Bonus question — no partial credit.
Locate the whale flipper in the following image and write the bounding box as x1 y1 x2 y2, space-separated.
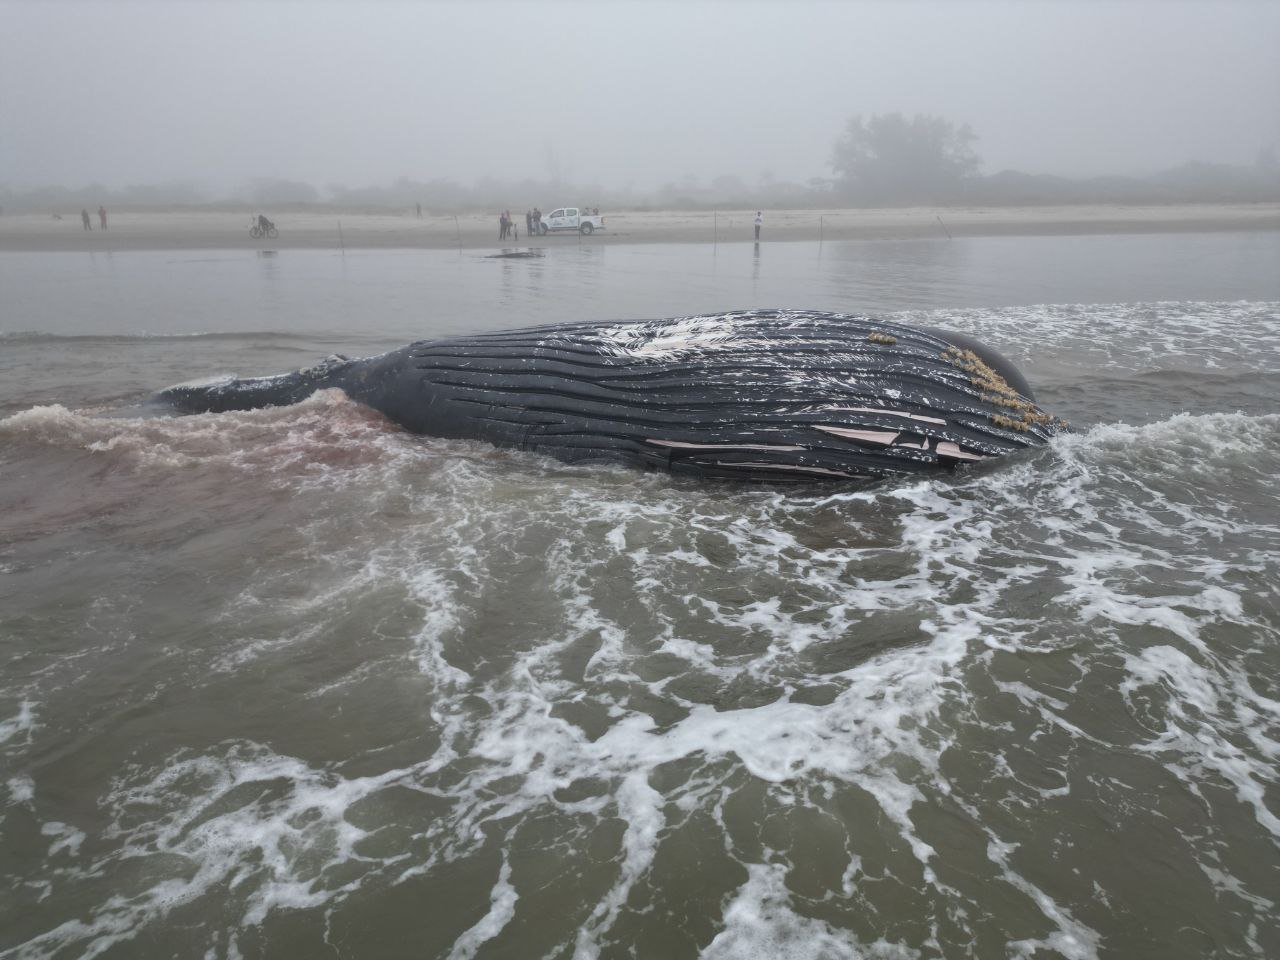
156 355 355 414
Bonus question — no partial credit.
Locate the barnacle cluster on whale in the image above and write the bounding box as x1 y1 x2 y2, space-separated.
154 310 1067 483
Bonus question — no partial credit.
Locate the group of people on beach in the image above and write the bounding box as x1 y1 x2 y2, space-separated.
80 206 107 230
499 206 609 241
499 208 554 240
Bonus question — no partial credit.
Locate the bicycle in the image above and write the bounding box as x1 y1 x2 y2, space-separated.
250 218 279 239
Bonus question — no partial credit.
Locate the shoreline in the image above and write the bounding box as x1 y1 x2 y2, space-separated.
0 203 1276 252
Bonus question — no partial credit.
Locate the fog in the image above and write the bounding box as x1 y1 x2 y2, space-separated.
2 0 1278 196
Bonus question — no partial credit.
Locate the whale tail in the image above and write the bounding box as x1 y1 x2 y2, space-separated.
152 355 354 415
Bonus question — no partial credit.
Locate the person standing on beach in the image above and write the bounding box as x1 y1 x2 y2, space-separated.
754 211 763 241
498 212 507 240
81 208 92 231
416 203 422 219
525 210 532 237
98 206 107 229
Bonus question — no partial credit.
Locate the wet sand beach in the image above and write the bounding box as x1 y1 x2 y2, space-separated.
1 202 1276 252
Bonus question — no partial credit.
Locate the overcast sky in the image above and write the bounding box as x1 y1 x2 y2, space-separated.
2 0 1278 192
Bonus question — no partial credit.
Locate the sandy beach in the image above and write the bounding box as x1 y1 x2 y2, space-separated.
0 203 1276 253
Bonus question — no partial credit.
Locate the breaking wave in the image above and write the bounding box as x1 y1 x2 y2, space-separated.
3 399 1277 958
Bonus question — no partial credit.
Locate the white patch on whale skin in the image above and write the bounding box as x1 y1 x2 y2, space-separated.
592 314 777 360
894 437 931 451
159 372 295 395
817 406 948 425
715 461 864 479
161 355 350 396
227 375 297 393
163 374 238 391
646 439 806 451
936 442 989 462
814 426 900 445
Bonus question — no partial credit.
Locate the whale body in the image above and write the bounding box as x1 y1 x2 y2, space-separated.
154 310 1066 483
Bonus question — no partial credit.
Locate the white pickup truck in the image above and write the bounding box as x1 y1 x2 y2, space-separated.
538 207 605 235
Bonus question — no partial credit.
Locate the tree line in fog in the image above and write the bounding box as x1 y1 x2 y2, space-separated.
4 113 1279 214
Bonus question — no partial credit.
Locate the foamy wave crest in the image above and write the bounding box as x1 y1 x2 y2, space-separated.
1121 645 1280 841
1054 412 1280 498
7 385 1277 956
893 301 1280 375
0 701 38 746
702 863 919 959
13 743 402 959
1074 410 1280 460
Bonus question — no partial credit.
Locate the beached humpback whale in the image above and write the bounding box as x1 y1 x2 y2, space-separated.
154 310 1066 483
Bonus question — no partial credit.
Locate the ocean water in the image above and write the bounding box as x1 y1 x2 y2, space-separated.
1 234 1278 959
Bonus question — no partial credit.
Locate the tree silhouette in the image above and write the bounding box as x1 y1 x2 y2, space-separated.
831 113 980 204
